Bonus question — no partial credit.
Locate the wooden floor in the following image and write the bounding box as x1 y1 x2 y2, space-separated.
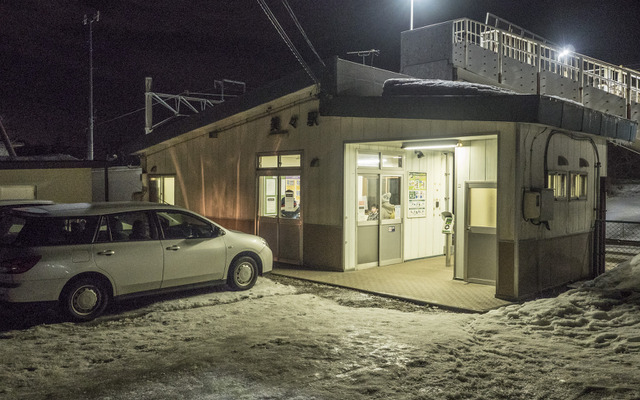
272 256 513 313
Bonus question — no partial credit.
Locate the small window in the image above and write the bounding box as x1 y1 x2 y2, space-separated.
357 153 380 168
280 154 301 168
570 173 588 200
547 172 567 200
382 154 403 169
150 176 175 205
258 155 278 168
258 154 301 169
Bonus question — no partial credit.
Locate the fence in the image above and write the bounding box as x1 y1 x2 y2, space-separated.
605 220 640 269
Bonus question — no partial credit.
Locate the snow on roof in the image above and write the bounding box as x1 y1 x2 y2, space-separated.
382 78 591 110
383 78 519 96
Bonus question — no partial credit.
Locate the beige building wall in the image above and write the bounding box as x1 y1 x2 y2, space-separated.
499 124 608 300
0 168 93 203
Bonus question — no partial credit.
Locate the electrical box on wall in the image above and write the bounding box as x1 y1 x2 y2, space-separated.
523 189 554 222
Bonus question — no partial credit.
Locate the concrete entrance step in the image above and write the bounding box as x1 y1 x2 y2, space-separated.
272 257 513 313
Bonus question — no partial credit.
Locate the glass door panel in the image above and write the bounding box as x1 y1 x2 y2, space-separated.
280 176 300 219
258 176 279 217
357 174 379 266
357 175 379 222
380 175 402 265
381 176 401 221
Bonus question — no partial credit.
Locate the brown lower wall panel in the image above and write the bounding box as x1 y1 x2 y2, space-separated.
209 218 255 234
517 232 592 299
497 241 515 300
210 218 343 271
303 223 343 271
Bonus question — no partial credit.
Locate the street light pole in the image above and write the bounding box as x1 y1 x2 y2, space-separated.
83 11 100 160
410 0 414 30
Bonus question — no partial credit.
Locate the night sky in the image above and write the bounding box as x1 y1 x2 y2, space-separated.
1 0 639 160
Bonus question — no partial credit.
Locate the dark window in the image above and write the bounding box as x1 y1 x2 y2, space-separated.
9 216 99 247
95 211 157 242
157 211 217 239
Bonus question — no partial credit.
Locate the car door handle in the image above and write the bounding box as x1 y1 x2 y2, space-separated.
166 245 181 251
97 250 115 256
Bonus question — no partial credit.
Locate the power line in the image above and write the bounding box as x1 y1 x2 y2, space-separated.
256 0 319 84
281 0 325 67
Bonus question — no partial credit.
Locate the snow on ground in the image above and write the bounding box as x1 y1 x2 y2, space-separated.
1 254 640 400
607 182 640 222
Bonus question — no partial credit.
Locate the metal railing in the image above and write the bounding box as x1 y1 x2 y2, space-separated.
452 18 640 104
604 220 640 269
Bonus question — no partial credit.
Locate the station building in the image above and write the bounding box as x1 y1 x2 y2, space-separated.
129 15 638 301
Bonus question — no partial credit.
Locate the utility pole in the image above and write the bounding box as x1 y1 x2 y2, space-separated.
83 11 100 160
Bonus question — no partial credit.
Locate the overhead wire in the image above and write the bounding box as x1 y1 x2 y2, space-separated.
256 0 319 84
281 0 325 67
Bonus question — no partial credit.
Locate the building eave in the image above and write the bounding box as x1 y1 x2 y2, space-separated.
319 94 638 142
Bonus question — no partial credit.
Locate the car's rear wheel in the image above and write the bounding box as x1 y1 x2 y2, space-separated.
60 278 110 321
227 256 258 290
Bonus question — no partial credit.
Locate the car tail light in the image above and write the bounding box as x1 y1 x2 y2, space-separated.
1 256 42 274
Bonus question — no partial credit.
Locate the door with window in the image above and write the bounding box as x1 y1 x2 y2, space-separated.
257 154 302 265
464 182 497 284
356 172 403 267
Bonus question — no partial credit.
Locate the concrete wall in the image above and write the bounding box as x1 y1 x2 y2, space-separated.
400 22 455 80
92 166 142 202
0 168 93 203
335 58 409 96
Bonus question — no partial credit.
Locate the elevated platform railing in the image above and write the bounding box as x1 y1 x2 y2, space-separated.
452 18 640 106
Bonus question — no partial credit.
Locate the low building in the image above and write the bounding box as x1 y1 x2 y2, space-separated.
128 16 638 301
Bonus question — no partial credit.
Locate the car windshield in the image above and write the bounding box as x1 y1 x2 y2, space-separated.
0 214 99 247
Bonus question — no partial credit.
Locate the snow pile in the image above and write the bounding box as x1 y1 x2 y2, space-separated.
476 254 640 353
382 78 518 96
609 182 640 198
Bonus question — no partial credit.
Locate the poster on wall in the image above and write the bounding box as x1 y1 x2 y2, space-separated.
408 172 427 218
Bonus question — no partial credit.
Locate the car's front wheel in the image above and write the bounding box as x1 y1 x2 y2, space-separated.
60 278 110 321
227 256 258 290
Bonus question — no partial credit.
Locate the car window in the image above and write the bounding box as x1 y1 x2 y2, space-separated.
157 211 217 239
0 215 26 245
96 211 158 242
9 216 99 247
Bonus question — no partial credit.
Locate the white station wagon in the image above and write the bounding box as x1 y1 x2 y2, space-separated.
0 202 273 321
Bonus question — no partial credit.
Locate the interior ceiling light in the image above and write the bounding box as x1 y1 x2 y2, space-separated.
401 140 461 150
